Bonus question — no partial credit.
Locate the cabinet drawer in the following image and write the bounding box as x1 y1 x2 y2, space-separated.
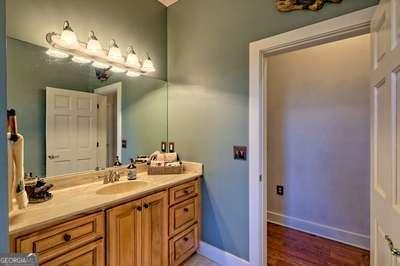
169 197 199 236
169 180 199 206
169 224 199 266
41 239 104 266
15 212 104 263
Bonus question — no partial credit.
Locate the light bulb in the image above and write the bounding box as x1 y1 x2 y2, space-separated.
92 61 110 69
107 39 124 63
141 55 155 73
60 21 78 48
46 48 69 59
126 71 141 77
125 46 141 69
111 66 126 73
86 31 104 55
72 56 91 64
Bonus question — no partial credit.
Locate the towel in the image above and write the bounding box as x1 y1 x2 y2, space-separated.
8 133 29 212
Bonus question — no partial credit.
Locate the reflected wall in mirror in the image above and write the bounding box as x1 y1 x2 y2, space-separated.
6 6 167 177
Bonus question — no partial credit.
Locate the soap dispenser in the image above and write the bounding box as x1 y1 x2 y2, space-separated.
127 158 137 180
114 156 122 167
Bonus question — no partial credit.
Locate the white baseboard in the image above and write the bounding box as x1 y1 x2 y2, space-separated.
198 241 250 266
267 211 370 250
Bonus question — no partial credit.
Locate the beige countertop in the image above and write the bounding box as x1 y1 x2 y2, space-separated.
9 162 202 236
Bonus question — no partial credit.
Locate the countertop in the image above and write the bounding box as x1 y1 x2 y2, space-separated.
9 163 202 236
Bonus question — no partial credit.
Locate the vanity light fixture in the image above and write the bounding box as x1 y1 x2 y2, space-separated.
126 46 141 69
108 39 124 63
46 48 69 59
72 56 91 64
46 20 155 77
60 21 79 48
141 54 156 73
86 31 104 55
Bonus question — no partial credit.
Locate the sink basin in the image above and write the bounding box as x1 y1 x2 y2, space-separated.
96 181 149 195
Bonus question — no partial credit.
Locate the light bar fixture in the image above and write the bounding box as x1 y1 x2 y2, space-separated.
46 20 156 77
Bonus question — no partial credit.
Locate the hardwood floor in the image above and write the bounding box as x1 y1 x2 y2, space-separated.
267 223 370 266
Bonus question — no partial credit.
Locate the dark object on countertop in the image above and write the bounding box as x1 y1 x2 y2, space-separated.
25 178 53 204
114 156 122 166
7 109 20 142
128 158 136 169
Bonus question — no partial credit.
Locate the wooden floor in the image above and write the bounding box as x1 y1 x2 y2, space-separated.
267 223 370 266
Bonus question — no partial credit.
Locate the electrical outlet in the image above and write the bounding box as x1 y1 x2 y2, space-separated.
277 185 284 196
233 146 247 160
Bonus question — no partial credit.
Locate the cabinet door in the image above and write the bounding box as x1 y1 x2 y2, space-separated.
41 239 104 266
142 191 168 266
107 200 142 266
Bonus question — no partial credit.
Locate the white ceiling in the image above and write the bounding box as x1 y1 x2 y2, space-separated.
158 0 179 7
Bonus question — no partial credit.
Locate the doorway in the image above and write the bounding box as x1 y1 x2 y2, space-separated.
248 6 376 266
265 33 371 264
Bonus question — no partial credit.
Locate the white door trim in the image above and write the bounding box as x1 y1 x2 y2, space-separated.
248 6 376 265
94 82 122 161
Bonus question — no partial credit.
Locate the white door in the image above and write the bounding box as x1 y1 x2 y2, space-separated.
46 87 98 176
371 0 400 264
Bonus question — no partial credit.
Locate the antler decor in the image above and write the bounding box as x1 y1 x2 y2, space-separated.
276 0 342 12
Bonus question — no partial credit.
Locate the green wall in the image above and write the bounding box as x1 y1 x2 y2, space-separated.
167 0 378 260
0 0 9 252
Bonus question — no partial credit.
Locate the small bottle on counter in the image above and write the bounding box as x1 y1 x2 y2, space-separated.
127 158 137 180
114 156 122 167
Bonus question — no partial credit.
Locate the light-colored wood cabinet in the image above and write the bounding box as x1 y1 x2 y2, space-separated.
11 178 201 266
41 239 104 266
106 199 142 266
13 212 104 264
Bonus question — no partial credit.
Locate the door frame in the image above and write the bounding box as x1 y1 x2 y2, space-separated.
248 6 376 265
94 82 122 161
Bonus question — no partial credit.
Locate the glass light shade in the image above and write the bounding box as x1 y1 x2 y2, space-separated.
60 21 78 47
46 48 69 59
111 66 126 73
87 39 102 53
72 56 91 64
108 40 124 63
126 71 141 77
92 61 110 69
86 31 103 55
141 57 155 73
126 53 141 69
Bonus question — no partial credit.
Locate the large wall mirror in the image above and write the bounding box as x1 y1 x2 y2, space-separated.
6 1 168 177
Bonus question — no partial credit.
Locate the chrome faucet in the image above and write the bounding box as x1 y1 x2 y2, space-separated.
103 169 121 184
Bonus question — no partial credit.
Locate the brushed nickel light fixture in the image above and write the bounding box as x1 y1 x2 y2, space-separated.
46 20 156 77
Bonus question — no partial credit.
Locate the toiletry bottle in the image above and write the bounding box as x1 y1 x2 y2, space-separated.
114 156 122 167
127 158 137 180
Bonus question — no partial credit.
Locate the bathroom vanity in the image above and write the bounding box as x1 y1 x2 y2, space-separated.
9 163 202 266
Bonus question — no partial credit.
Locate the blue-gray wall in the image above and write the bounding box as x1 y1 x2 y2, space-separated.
0 0 9 252
167 0 378 260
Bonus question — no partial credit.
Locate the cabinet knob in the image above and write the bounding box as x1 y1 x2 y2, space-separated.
137 206 142 211
183 237 189 242
144 203 149 209
183 208 189 212
63 233 72 242
183 190 189 194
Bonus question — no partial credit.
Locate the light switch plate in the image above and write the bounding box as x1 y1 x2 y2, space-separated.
233 146 247 160
168 142 175 153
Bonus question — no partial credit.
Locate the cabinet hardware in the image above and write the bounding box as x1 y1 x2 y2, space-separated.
183 237 188 242
137 206 142 211
183 208 189 212
385 235 400 256
144 203 149 209
63 233 72 242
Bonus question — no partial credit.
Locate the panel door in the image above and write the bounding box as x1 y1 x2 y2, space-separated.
46 87 97 176
107 200 142 266
371 0 400 264
142 191 168 266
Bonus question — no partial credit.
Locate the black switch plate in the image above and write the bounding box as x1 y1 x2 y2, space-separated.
161 141 167 152
233 146 247 160
168 142 175 153
277 185 284 196
122 139 127 148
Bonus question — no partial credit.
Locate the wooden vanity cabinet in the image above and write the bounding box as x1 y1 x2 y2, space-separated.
107 191 168 266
